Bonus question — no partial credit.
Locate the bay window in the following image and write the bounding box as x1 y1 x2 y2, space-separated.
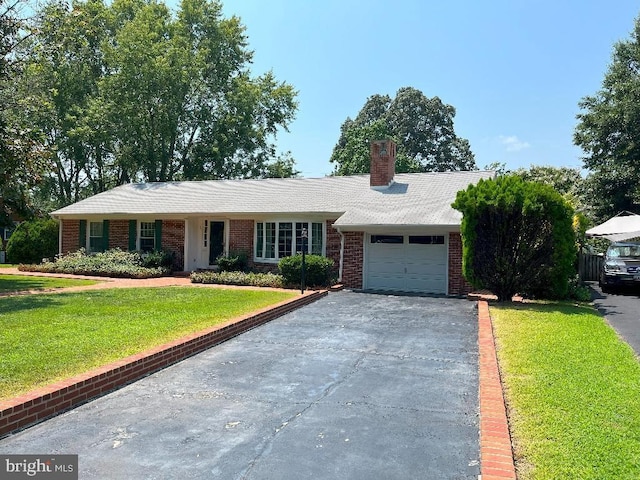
255 221 324 261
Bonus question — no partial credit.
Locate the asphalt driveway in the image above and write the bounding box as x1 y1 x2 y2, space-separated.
0 291 479 479
590 282 640 357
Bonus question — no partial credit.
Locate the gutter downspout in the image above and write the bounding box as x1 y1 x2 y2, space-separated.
335 226 345 283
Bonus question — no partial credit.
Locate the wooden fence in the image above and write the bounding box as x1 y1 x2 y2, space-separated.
579 253 603 282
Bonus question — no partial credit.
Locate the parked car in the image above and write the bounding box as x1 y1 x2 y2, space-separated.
600 242 640 291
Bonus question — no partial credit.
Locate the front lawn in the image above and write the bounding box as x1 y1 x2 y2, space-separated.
0 274 98 294
0 287 296 400
491 302 640 479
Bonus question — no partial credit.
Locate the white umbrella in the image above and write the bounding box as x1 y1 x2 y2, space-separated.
586 211 640 241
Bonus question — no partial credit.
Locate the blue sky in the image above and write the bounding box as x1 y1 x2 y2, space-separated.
215 1 640 178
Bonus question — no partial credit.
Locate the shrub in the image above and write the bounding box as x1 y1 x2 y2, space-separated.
278 254 334 287
452 175 576 301
19 248 168 278
6 218 59 264
216 251 249 272
141 250 175 269
567 275 592 302
190 270 284 288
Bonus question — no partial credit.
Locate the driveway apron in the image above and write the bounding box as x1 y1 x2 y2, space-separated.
0 292 479 479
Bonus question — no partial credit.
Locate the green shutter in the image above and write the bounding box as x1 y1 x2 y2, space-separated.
79 220 87 249
128 220 137 251
155 220 162 250
102 220 109 252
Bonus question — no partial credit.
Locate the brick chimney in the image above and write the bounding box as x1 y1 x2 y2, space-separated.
370 139 396 189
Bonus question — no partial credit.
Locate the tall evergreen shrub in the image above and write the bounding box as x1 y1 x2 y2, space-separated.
6 218 59 264
452 175 576 301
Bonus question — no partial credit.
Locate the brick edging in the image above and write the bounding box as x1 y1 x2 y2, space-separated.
0 290 328 438
478 300 517 479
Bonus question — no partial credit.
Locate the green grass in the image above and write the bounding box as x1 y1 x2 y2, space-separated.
491 302 640 479
0 264 17 268
0 274 98 293
0 287 296 400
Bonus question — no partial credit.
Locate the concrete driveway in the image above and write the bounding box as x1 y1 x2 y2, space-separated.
0 292 479 479
590 282 640 356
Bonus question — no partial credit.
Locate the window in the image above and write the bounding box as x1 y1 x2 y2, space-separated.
265 222 276 259
89 222 104 252
311 223 323 255
295 222 307 253
371 235 404 244
256 221 324 261
140 222 156 252
256 222 264 257
203 220 208 248
409 235 445 245
278 222 293 258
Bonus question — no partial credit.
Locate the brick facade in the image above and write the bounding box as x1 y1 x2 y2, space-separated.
341 231 364 289
58 218 468 296
61 219 80 254
109 220 130 250
228 219 254 259
448 232 473 296
161 220 185 271
326 220 341 273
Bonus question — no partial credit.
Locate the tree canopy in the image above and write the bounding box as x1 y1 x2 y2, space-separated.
330 87 476 175
0 0 44 226
574 14 640 222
7 0 298 209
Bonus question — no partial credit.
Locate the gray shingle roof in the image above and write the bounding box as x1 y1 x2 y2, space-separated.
52 171 494 227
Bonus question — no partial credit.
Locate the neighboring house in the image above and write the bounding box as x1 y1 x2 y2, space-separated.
51 141 493 295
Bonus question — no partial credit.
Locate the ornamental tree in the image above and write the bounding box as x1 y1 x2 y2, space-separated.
452 175 576 301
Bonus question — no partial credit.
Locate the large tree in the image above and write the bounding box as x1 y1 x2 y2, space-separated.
330 87 476 175
0 0 44 226
574 14 640 222
12 0 298 208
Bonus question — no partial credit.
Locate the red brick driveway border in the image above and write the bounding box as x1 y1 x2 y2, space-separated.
0 283 327 438
478 299 517 479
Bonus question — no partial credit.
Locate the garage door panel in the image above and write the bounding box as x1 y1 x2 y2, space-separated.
365 235 448 294
405 275 446 293
367 275 407 291
406 263 446 275
368 260 407 275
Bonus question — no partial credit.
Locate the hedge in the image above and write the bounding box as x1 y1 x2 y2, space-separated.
190 270 284 288
19 249 170 278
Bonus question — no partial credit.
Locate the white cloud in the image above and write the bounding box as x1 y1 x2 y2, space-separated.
499 135 531 152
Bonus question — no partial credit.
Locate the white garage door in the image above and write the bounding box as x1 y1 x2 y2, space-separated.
365 234 447 294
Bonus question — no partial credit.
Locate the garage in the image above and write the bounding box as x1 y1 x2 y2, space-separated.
364 233 448 294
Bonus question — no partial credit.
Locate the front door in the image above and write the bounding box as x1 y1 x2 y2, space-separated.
209 221 225 265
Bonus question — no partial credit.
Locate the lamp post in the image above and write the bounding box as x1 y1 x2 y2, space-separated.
301 227 307 294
